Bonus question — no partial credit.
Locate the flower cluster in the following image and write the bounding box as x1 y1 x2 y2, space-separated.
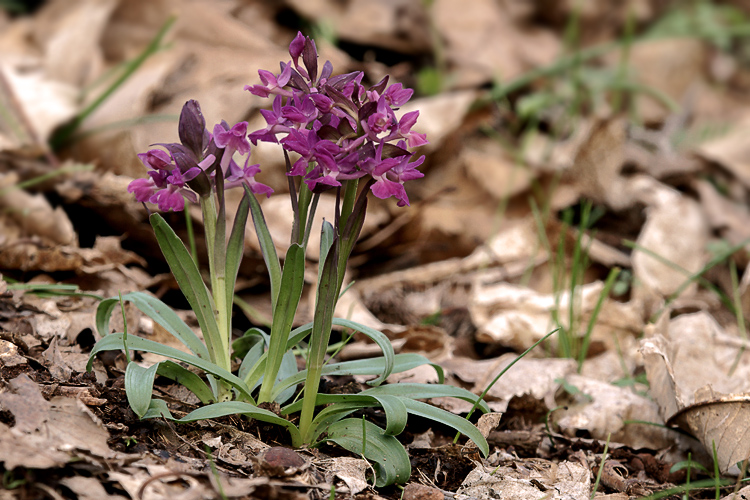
128 102 273 212
245 32 427 206
129 31 427 211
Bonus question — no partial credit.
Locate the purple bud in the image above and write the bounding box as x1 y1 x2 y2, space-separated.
302 37 318 83
178 100 208 158
289 32 305 63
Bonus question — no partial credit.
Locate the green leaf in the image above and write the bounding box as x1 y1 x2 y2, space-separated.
150 214 224 367
96 291 208 359
318 220 335 281
87 333 254 402
326 419 410 487
330 318 395 385
273 353 439 401
369 395 407 436
245 185 281 310
156 360 215 404
284 317 397 386
362 383 490 413
398 399 489 457
234 329 266 381
143 398 175 419
125 362 160 418
167 401 301 445
225 190 250 316
258 243 305 403
298 230 340 441
275 350 298 404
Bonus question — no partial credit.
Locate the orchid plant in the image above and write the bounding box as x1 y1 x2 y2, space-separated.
88 32 488 486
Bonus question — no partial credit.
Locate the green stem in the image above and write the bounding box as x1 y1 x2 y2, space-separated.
200 194 232 399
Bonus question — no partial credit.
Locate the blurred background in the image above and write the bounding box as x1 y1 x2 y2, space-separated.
3 0 750 348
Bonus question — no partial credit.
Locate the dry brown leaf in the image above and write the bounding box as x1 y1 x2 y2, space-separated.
459 460 589 500
554 374 671 450
631 186 708 298
34 0 117 86
641 312 750 472
0 374 115 470
319 457 369 496
442 354 575 413
285 0 431 54
0 172 76 245
628 38 707 123
567 118 629 210
694 178 750 247
60 476 128 500
697 116 750 189
461 137 534 200
432 0 560 89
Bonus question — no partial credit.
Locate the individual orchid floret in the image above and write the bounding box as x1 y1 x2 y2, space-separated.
249 95 292 145
383 83 413 107
225 156 274 197
244 65 293 98
213 121 251 173
392 110 429 148
128 177 158 203
138 149 173 170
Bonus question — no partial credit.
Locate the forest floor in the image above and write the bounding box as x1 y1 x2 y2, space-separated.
4 1 750 499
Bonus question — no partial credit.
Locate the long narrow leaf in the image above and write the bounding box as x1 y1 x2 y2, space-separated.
401 399 489 457
125 362 160 418
150 214 224 367
170 401 301 446
362 383 490 413
258 243 305 402
326 419 410 487
226 191 251 322
245 185 282 310
87 333 253 401
299 231 340 441
96 291 209 359
284 317 397 386
156 360 215 404
272 353 441 401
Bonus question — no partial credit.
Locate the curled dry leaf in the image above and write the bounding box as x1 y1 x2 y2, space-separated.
0 173 76 246
320 457 370 496
641 312 750 472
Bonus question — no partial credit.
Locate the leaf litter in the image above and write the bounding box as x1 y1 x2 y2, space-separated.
3 0 750 498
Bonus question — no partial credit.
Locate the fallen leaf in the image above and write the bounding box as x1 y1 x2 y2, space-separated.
0 374 115 469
